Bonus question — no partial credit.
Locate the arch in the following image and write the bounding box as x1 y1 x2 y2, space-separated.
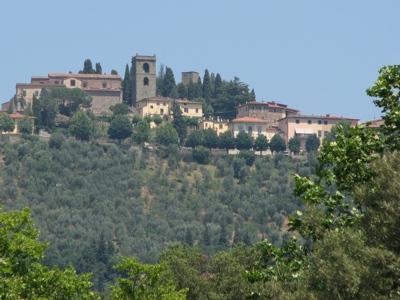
143 63 150 73
143 77 149 86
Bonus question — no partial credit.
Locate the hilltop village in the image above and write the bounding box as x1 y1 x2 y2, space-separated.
2 54 359 153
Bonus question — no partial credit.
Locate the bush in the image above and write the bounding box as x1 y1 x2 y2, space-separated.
192 146 210 164
49 132 65 149
238 150 255 166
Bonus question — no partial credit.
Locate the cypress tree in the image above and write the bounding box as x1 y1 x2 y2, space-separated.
122 64 132 106
163 67 177 97
202 69 211 101
156 65 165 96
95 63 102 74
82 59 94 74
213 73 223 98
171 102 187 142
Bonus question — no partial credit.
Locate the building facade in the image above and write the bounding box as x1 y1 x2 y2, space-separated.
278 114 359 149
181 71 200 86
137 96 203 119
230 117 277 140
15 73 122 115
236 101 299 127
200 118 229 136
131 55 156 106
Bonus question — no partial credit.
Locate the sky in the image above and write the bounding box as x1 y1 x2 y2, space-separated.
1 0 399 121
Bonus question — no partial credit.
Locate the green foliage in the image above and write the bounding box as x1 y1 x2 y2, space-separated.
122 64 132 106
219 131 235 152
18 118 33 135
171 102 187 142
108 115 132 142
269 134 286 153
162 67 177 98
132 120 150 145
192 146 210 164
95 62 102 74
305 134 320 153
152 115 163 126
254 134 269 154
238 150 255 166
202 69 211 100
0 207 98 299
185 130 203 148
156 122 179 146
288 136 301 154
111 103 129 115
131 114 142 125
69 111 92 141
82 59 95 74
235 131 253 150
49 132 65 149
202 128 219 149
111 257 187 300
0 114 15 133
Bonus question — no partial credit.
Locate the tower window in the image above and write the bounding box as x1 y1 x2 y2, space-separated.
70 80 76 87
143 63 150 73
144 77 149 86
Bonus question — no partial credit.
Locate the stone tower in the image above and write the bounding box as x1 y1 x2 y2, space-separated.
182 71 200 86
131 54 156 106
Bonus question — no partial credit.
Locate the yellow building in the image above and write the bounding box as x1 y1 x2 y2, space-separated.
278 114 358 149
136 96 203 118
200 118 229 136
230 117 277 140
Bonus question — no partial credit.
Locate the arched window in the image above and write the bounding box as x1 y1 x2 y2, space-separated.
143 63 149 73
143 77 149 86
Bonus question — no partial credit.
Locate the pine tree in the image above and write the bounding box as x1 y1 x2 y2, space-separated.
122 64 132 105
95 63 102 74
202 69 211 101
250 88 256 100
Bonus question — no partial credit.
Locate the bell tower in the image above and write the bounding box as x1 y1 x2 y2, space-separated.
131 54 156 106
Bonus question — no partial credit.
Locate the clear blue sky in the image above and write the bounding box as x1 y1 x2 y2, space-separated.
1 0 399 121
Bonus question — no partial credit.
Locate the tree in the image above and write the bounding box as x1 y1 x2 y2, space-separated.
238 150 256 166
152 115 163 126
19 118 33 135
50 87 91 116
235 131 253 150
111 257 187 300
69 111 92 141
177 83 188 99
111 69 118 75
202 69 211 101
192 146 210 164
305 134 320 152
172 102 187 142
156 64 165 96
288 136 301 155
111 103 129 115
95 63 102 74
49 132 65 149
0 207 98 299
0 114 15 133
82 59 95 74
185 130 203 148
156 122 179 146
122 64 132 106
254 134 269 155
108 115 133 143
269 134 286 153
163 67 177 98
213 73 223 98
6 99 14 114
132 120 150 145
202 128 219 150
219 131 235 153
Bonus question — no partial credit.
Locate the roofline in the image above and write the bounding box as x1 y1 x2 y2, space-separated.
279 115 359 122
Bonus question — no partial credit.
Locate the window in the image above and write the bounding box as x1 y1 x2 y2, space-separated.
184 108 189 113
150 105 154 109
219 124 223 129
82 81 88 88
258 126 262 133
55 80 59 84
160 109 164 114
295 119 300 124
102 82 107 88
318 130 322 137
163 102 166 106
308 120 312 124
324 120 328 125
70 80 76 87
157 102 160 106
205 123 208 128
144 77 149 86
195 108 199 113
248 126 253 134
143 63 149 73
34 91 39 96
325 131 329 136
318 120 322 125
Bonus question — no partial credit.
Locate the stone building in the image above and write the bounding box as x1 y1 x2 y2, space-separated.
278 114 359 150
199 118 229 136
15 73 122 115
182 71 200 86
131 55 156 106
236 100 298 127
136 96 202 119
230 117 277 140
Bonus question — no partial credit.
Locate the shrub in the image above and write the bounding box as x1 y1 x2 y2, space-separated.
192 146 210 164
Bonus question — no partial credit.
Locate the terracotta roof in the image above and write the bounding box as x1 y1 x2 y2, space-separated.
282 114 359 121
16 83 64 88
231 117 269 123
9 112 27 119
237 100 299 112
48 73 121 80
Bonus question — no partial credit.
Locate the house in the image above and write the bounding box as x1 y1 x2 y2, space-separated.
199 118 229 136
230 117 277 140
15 72 122 115
136 96 203 119
278 114 359 149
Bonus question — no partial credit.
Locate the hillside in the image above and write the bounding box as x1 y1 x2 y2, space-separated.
0 135 314 289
